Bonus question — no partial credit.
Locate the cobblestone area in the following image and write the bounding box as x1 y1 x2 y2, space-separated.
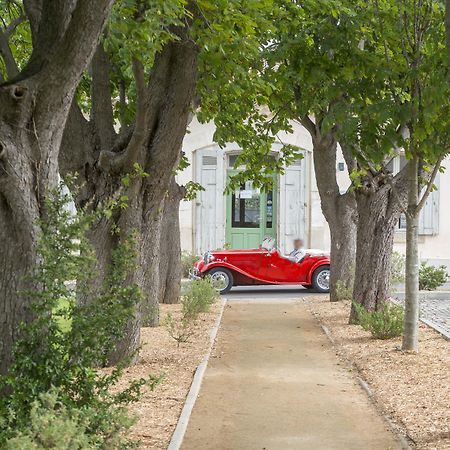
394 296 450 340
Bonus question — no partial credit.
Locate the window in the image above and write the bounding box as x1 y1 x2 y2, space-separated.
232 182 260 228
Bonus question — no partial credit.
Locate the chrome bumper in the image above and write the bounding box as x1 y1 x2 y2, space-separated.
189 268 201 280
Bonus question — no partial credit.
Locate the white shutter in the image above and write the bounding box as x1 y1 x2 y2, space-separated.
194 147 224 253
279 159 306 254
419 175 439 235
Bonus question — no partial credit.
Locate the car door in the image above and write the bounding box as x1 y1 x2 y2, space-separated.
260 249 304 283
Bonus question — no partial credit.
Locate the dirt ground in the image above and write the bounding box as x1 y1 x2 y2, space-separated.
182 300 401 450
303 296 450 450
114 302 220 449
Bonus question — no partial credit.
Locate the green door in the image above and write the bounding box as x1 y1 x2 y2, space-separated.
226 177 277 249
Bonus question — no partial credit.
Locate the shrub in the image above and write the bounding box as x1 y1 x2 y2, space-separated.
4 389 134 450
164 278 218 345
181 251 199 278
353 302 404 339
419 262 448 291
335 280 353 301
391 251 406 284
0 182 159 446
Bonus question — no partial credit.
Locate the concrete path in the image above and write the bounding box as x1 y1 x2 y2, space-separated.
182 300 402 450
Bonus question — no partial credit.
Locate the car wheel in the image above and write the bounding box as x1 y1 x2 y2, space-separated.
312 265 330 293
208 267 234 294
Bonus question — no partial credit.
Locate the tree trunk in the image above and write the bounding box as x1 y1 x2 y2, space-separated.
446 0 450 86
0 0 112 375
60 34 198 363
158 177 184 305
350 188 400 322
309 130 358 302
402 156 420 351
328 196 358 301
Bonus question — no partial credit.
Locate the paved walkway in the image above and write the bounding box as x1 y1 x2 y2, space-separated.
393 295 450 339
182 300 402 450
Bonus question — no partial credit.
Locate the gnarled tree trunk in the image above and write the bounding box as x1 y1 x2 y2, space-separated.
0 0 112 375
61 33 198 363
350 169 408 322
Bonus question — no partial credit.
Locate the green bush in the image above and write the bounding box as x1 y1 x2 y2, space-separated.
4 389 134 449
0 182 159 447
181 251 199 278
390 251 406 284
419 262 448 290
353 302 404 339
335 280 353 301
164 278 218 345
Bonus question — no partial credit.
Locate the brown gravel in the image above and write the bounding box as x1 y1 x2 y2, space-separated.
303 295 450 450
114 302 220 449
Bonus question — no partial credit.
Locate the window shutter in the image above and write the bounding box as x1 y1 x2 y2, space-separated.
419 175 439 235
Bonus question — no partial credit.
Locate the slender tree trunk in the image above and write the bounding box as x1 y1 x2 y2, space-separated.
402 156 420 351
158 177 184 305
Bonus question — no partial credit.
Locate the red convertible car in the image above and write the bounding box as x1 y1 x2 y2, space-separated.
191 238 330 294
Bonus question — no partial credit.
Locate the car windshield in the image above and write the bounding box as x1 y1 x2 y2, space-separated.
261 236 275 251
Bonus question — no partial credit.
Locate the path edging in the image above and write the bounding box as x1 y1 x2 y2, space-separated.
167 297 227 450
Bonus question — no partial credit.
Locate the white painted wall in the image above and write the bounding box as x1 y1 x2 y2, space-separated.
178 119 450 268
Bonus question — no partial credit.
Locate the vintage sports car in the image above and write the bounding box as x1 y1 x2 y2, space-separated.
190 237 330 294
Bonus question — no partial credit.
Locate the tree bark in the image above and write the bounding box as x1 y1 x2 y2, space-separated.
328 196 358 300
60 33 198 362
446 0 450 86
158 177 184 305
402 155 420 351
308 125 357 302
350 168 408 322
0 0 112 376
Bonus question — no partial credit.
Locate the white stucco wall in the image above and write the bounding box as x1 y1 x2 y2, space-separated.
178 119 450 268
394 156 450 267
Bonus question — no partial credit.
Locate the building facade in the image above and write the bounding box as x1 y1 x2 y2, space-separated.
177 118 450 268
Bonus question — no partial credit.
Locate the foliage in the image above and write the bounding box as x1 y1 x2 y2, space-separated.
3 389 134 450
353 302 404 340
419 262 448 291
181 251 199 278
391 252 406 285
335 280 353 302
0 183 159 446
163 278 218 345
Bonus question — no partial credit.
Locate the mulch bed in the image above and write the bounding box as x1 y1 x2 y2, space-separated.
114 302 220 449
303 296 450 450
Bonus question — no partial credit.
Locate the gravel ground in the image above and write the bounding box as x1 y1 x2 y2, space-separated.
114 302 220 449
303 296 450 450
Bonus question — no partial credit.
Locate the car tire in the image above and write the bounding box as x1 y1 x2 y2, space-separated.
207 267 234 294
311 265 330 293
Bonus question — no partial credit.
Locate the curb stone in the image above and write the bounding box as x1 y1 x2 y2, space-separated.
167 297 227 450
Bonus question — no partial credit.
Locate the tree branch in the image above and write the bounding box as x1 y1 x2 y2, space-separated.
416 155 444 213
0 29 19 79
99 58 148 173
90 42 115 151
299 115 317 139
